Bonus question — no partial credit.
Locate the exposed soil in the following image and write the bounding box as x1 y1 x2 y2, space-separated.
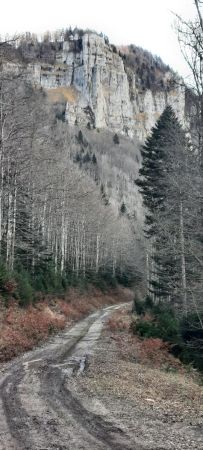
0 298 202 450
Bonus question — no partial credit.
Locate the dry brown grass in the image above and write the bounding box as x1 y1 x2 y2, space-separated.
134 112 148 121
0 304 65 361
107 310 129 332
47 86 78 103
106 308 198 376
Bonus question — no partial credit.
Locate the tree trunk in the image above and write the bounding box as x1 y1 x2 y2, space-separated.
179 200 187 315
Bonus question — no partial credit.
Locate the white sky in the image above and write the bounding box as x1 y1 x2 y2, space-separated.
0 0 197 79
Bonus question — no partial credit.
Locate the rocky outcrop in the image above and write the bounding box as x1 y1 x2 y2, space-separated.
27 32 186 141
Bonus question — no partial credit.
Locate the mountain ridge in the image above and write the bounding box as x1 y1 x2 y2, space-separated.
2 29 186 141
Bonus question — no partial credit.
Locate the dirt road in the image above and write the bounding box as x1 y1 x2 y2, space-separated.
0 303 141 450
0 302 202 450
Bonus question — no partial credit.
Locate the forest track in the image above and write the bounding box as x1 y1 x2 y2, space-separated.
0 303 140 450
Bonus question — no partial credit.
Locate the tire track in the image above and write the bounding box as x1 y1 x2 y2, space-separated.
0 304 135 450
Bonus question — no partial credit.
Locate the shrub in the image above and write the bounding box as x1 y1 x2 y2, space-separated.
0 264 16 301
0 263 9 287
158 310 179 340
33 263 66 294
132 295 153 316
138 337 169 360
145 295 154 309
107 317 129 332
134 308 203 373
113 133 120 145
177 313 203 372
14 272 33 307
132 305 179 342
133 298 145 315
134 320 160 338
3 279 17 294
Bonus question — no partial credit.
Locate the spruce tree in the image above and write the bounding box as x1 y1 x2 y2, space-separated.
120 202 127 214
135 106 187 303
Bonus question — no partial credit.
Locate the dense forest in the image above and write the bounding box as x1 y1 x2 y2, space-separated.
119 44 175 91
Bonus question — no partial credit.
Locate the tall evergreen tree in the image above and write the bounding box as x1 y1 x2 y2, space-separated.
135 106 189 305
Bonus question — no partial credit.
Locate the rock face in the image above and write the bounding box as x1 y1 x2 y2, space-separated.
28 32 186 141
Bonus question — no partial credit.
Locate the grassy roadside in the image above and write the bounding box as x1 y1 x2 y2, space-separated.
71 305 202 449
107 308 192 374
0 286 133 363
131 296 203 373
105 306 202 409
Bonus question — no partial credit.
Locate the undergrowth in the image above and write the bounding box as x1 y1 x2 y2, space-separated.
0 261 127 308
132 296 203 373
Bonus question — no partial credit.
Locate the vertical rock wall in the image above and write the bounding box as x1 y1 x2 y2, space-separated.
27 32 186 141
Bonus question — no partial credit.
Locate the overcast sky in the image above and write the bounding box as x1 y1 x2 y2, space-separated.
0 0 197 79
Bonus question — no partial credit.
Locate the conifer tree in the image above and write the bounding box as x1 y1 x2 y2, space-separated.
135 106 188 304
120 202 126 215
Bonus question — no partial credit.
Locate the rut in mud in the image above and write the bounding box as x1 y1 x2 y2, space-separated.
0 303 140 450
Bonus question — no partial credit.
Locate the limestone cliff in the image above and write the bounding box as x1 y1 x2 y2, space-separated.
24 31 186 141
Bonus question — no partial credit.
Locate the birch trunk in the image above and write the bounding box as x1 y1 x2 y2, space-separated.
96 234 100 274
6 192 13 269
179 200 187 315
11 177 17 270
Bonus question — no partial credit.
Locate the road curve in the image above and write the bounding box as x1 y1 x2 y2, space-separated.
0 303 139 450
